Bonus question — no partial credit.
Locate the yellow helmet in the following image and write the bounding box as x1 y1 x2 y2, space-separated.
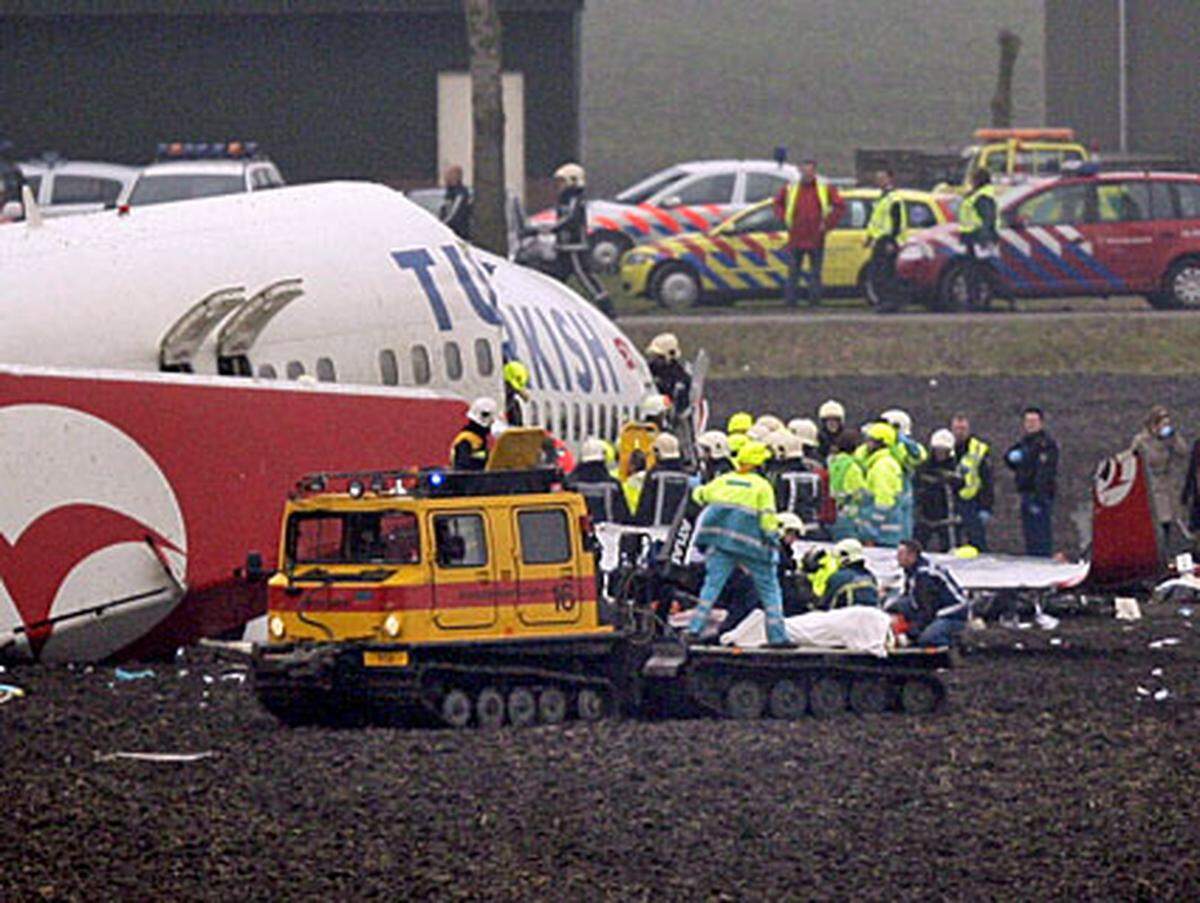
864 422 896 446
728 432 749 454
727 411 754 435
503 360 530 392
735 440 771 470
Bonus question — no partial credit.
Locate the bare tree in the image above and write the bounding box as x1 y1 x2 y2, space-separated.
464 0 507 254
990 29 1021 128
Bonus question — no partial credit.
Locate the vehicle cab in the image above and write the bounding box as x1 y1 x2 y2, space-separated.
121 140 284 208
15 156 138 218
939 128 1090 194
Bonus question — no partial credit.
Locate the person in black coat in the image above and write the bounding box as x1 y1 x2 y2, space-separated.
1004 406 1059 557
438 165 472 240
915 429 964 552
565 438 630 524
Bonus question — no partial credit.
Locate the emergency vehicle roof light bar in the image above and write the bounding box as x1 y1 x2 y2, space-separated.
291 467 562 500
973 127 1075 142
155 141 261 161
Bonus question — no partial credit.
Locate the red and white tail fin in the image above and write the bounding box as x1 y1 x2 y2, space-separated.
1083 450 1162 589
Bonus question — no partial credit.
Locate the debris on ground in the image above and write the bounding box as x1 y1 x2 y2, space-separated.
113 668 156 681
0 683 26 703
93 751 216 764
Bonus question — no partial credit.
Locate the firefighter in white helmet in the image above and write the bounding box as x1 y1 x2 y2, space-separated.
565 437 630 524
817 399 846 458
914 428 964 551
533 162 614 318
634 432 691 527
645 332 693 422
820 538 880 609
450 397 498 471
696 430 733 481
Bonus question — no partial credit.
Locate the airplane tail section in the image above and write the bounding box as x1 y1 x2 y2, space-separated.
1083 449 1162 590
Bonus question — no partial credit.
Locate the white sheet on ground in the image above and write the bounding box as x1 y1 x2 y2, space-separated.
720 606 892 657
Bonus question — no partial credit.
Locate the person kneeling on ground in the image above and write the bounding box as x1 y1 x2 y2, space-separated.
888 538 970 647
822 538 880 609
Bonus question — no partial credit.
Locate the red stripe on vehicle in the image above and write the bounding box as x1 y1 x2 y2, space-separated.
677 206 710 230
741 235 766 257
681 238 709 259
638 203 683 234
710 236 739 259
594 215 623 231
624 212 653 235
272 575 595 613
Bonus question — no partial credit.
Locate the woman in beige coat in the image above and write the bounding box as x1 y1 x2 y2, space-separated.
1131 405 1188 546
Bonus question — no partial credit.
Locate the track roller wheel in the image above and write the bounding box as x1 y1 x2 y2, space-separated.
725 679 765 719
767 679 807 720
476 687 506 728
507 687 537 727
537 687 568 725
899 677 941 715
440 688 473 728
576 687 607 722
848 677 888 715
808 676 847 718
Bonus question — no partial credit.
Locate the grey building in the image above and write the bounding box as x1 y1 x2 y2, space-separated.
1045 0 1199 161
0 0 582 197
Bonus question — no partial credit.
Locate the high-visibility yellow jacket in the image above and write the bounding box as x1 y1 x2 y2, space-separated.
692 469 779 562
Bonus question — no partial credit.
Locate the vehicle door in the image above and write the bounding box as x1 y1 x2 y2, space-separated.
1089 178 1159 292
510 505 583 627
714 201 785 292
1163 179 1200 270
1003 181 1098 295
651 172 737 235
822 195 875 288
429 508 498 628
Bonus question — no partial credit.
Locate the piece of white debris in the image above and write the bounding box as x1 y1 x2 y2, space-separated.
94 751 215 764
1154 688 1171 701
1049 637 1063 646
1149 638 1182 649
1151 667 1164 677
1179 607 1194 618
1136 686 1152 696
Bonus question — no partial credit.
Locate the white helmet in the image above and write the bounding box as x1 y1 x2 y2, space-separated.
818 399 845 421
646 332 681 360
580 437 607 463
834 537 865 565
754 414 785 434
746 422 772 442
777 512 806 535
787 418 819 449
467 396 498 428
766 429 803 461
640 392 669 419
881 408 913 436
696 430 731 460
930 428 956 452
554 162 586 187
652 432 681 460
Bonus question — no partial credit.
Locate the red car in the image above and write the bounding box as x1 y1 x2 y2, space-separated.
893 169 1200 310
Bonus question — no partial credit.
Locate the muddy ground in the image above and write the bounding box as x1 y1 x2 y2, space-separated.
708 373 1200 556
2 607 1199 900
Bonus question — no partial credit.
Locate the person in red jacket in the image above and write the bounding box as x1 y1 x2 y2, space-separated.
773 157 846 307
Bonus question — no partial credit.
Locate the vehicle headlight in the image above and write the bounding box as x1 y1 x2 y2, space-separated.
383 613 401 637
269 615 286 639
623 252 653 266
898 243 934 262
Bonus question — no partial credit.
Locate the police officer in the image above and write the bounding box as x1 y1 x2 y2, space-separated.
860 422 904 547
502 360 530 426
450 397 497 471
958 167 1000 305
633 433 692 527
1004 406 1059 557
438 164 472 240
686 441 789 646
566 438 631 524
821 538 880 609
542 162 614 318
864 168 907 310
950 413 993 551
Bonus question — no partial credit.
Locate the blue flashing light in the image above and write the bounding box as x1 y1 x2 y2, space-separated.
428 471 446 487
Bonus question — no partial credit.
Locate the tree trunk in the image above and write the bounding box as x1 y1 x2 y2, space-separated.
464 0 507 254
990 29 1021 128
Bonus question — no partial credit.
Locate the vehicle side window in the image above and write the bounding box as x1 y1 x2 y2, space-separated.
433 513 487 567
291 515 346 563
51 175 123 205
379 349 399 386
743 173 789 203
474 338 494 376
376 512 420 563
1149 182 1176 219
1175 183 1200 219
444 341 463 381
1015 183 1092 226
984 150 1008 173
23 175 42 197
1097 181 1150 223
666 174 736 206
411 345 431 384
729 204 783 234
517 509 571 564
905 201 935 228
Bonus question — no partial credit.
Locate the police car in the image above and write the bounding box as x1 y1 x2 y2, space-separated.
120 141 285 208
530 159 800 271
620 188 953 309
15 156 139 218
894 167 1200 310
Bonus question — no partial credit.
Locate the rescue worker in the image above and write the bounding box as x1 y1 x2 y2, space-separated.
768 430 821 526
1131 404 1188 548
822 538 880 609
566 437 631 524
950 413 993 551
633 433 692 527
622 449 648 514
502 359 530 426
816 399 846 459
880 408 927 540
540 162 614 318
645 333 692 416
958 167 1000 306
801 545 840 609
773 156 846 307
776 512 808 615
1004 406 1058 557
438 164 472 240
685 441 789 646
787 418 824 469
828 430 866 540
727 411 753 456
863 168 907 310
860 422 904 547
914 429 964 552
696 430 733 482
639 392 671 431
450 397 497 471
889 539 970 647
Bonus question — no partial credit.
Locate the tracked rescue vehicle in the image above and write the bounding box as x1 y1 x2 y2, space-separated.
251 432 951 727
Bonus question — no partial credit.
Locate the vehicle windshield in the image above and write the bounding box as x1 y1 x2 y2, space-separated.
717 201 782 234
287 510 420 566
128 174 245 206
615 169 686 204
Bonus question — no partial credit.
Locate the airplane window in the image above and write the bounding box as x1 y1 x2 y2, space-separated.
412 346 431 385
586 403 595 437
559 402 569 439
530 401 539 425
610 405 620 440
258 364 277 379
379 349 399 386
286 361 305 380
445 342 463 381
316 357 336 382
573 403 581 442
474 338 495 376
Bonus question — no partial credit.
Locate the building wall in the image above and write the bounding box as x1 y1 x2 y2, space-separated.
0 8 579 187
581 0 1046 195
